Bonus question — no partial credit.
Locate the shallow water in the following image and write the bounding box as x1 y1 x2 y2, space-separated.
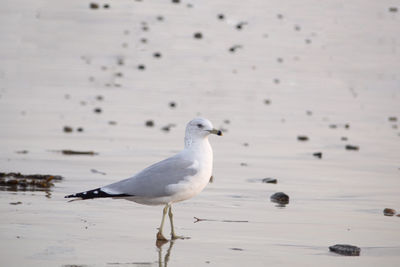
0 0 399 266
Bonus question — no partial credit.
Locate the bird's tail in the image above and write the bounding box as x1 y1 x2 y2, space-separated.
65 187 130 200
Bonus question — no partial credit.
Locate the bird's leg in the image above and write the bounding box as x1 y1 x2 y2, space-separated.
156 204 169 241
168 205 185 240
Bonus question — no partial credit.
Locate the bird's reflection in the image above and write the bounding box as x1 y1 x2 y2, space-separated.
156 240 175 267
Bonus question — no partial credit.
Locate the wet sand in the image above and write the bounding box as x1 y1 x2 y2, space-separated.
0 0 399 266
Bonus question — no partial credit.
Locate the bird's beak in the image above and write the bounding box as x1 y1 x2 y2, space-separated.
208 129 223 136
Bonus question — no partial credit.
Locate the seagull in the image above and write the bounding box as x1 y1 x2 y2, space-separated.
65 117 222 240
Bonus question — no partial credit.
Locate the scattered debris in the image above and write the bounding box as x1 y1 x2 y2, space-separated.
145 120 154 127
63 126 73 133
169 101 177 108
329 244 360 256
345 145 359 151
229 45 242 53
313 152 322 159
262 178 277 184
161 123 176 132
89 3 99 9
297 135 309 141
193 32 203 39
383 208 396 216
193 217 248 223
0 172 63 191
91 169 107 175
270 192 289 205
236 21 247 30
59 150 98 156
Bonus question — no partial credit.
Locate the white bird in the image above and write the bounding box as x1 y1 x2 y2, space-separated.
65 117 222 240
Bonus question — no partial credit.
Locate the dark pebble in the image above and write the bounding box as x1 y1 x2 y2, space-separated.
108 121 117 125
145 120 154 127
229 45 242 53
16 150 29 154
94 107 102 113
194 32 203 39
161 123 176 132
172 0 180 3
341 136 348 141
297 135 309 141
240 162 248 167
329 124 337 129
217 14 225 20
273 78 280 84
137 64 146 70
383 208 396 216
389 7 398 13
103 4 110 9
388 116 397 122
63 126 73 133
243 142 249 147
141 38 147 43
277 57 283 63
9 201 22 205
345 124 350 129
153 52 162 58
236 22 247 30
313 152 322 159
77 127 84 132
294 25 301 31
305 39 312 44
89 3 99 9
117 58 124 65
329 244 360 256
277 14 283 19
270 192 289 204
169 101 176 108
157 16 164 21
306 110 313 116
262 178 277 184
96 95 104 101
264 99 271 105
345 145 359 151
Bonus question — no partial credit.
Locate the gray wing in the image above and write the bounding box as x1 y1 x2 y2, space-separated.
102 155 197 198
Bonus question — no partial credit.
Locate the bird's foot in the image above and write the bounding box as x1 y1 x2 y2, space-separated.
156 231 168 241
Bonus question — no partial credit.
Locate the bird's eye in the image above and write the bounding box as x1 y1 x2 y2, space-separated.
197 124 203 128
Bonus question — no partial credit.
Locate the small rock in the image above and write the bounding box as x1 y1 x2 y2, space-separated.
193 32 203 39
153 52 162 58
236 22 247 30
77 127 84 132
389 7 398 13
217 14 225 20
161 123 176 132
243 142 249 147
108 121 117 125
156 16 164 21
383 208 396 216
313 152 322 159
240 162 248 167
169 101 177 108
262 178 277 184
16 150 29 154
89 3 99 9
345 145 359 151
388 116 398 122
270 192 289 204
172 0 180 3
277 14 283 19
264 99 271 105
306 110 313 116
294 25 301 31
137 64 146 70
273 78 280 84
103 4 110 9
229 45 242 53
341 136 348 141
94 107 102 113
9 201 22 205
63 126 73 133
145 120 154 127
329 124 337 129
297 135 309 141
329 244 360 256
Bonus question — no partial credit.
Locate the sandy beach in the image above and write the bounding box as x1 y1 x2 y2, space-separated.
0 0 399 266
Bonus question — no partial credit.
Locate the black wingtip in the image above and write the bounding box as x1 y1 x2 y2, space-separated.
65 188 131 200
